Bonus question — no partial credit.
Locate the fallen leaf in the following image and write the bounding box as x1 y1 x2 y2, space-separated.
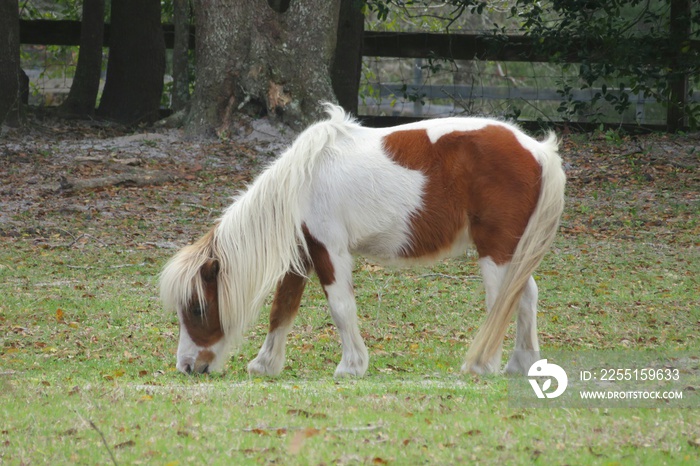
114 439 135 449
302 427 320 438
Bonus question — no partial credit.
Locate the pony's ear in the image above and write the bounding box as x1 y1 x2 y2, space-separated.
200 259 220 282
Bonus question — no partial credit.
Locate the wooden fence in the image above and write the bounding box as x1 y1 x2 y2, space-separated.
18 19 700 130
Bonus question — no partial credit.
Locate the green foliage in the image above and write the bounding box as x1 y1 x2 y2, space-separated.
365 0 700 127
511 0 700 126
19 0 82 19
365 0 488 28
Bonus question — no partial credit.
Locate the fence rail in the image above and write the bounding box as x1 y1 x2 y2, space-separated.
378 84 700 105
362 81 700 127
20 20 700 60
19 19 195 49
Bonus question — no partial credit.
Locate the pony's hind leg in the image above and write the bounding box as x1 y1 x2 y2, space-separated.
322 251 369 378
463 258 541 375
462 257 507 374
248 271 307 376
504 276 540 375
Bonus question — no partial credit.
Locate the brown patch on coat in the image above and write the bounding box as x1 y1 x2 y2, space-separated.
265 225 337 333
302 225 335 287
181 258 224 347
197 349 215 364
194 349 215 373
268 271 308 333
382 125 541 264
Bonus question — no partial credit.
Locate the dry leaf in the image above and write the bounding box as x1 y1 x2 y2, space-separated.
114 439 135 449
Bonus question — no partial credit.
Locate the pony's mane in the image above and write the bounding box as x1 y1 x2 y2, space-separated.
160 103 360 349
159 227 216 316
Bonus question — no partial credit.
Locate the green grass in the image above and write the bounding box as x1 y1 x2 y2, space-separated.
1 133 699 465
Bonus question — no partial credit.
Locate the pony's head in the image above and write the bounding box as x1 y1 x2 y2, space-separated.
159 230 233 374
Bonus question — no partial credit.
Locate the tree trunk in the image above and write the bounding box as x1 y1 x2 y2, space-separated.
667 0 691 131
60 0 105 118
332 0 364 116
0 0 21 126
98 0 165 125
186 0 341 137
171 0 191 111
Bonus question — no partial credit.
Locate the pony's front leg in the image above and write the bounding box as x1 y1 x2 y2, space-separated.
248 271 307 377
321 253 369 378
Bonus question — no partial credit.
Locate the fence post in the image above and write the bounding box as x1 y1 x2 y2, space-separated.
667 0 691 131
413 58 423 117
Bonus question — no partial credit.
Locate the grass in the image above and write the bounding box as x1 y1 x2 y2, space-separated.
1 131 699 465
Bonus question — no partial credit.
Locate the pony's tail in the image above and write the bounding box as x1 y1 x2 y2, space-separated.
464 132 566 373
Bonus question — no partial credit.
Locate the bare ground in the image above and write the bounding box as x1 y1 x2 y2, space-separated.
1 117 698 251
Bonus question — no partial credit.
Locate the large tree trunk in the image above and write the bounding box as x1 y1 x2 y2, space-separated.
60 0 105 118
186 0 341 137
98 0 165 125
171 0 191 111
332 0 364 116
0 0 21 126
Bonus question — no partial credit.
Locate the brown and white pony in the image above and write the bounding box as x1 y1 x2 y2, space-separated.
160 103 566 377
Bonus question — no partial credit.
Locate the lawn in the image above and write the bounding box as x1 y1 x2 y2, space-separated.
1 123 699 465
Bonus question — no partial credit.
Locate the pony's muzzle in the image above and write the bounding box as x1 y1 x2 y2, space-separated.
178 349 215 375
178 360 210 375
193 360 210 374
177 358 195 374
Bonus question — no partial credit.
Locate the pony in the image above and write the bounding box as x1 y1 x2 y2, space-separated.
160 103 566 377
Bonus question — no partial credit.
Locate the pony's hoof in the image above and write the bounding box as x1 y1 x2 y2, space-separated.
247 358 282 377
334 362 367 378
461 360 499 375
505 350 540 375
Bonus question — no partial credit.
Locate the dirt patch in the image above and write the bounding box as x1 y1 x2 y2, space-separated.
1 117 698 250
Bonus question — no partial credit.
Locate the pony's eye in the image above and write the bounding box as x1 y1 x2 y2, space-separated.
191 305 204 317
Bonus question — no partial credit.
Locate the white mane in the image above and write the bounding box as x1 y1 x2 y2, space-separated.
161 103 360 350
